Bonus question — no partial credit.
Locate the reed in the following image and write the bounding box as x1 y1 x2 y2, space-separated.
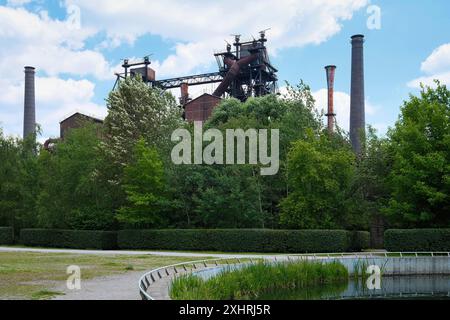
170 260 349 300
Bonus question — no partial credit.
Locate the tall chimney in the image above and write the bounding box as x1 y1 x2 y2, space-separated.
325 65 336 134
23 66 36 140
350 35 365 154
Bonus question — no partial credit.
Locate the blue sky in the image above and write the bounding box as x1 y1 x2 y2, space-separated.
1 0 449 140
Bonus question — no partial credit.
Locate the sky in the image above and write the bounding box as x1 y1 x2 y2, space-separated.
1 0 450 141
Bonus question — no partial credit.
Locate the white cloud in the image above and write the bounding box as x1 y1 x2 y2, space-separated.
0 77 106 139
408 72 450 89
311 88 376 132
312 89 352 131
0 6 111 139
409 43 450 88
65 0 368 77
1 1 369 138
0 6 112 81
420 44 450 74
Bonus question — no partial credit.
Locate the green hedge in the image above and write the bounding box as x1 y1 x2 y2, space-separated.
118 229 356 253
19 229 117 250
13 228 371 252
348 231 370 251
385 229 450 252
0 227 14 245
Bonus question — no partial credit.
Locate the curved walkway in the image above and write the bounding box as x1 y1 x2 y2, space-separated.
0 246 285 300
0 246 280 259
0 246 388 300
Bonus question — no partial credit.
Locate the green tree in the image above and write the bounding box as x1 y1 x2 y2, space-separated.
37 124 116 230
351 126 392 232
384 82 450 227
117 139 168 228
100 76 182 213
280 132 358 229
0 129 39 231
170 164 262 228
188 82 324 228
103 76 182 171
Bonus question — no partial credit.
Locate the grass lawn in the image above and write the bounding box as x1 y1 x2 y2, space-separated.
0 251 200 300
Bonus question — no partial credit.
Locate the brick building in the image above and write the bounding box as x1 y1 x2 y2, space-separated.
184 93 222 122
60 112 104 139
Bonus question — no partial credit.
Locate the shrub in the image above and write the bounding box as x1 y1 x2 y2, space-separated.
19 229 117 250
0 227 14 245
348 231 370 251
384 229 450 252
118 229 357 253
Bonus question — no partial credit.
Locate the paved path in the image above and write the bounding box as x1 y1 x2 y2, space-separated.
53 271 144 300
0 246 281 259
1 246 381 300
0 246 280 300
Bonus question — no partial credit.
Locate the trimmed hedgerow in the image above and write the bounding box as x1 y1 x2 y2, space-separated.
384 229 450 252
0 227 14 245
118 229 354 253
19 229 117 250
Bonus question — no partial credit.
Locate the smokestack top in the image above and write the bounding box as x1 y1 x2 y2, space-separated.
351 34 365 40
24 66 36 71
325 65 336 69
351 35 365 46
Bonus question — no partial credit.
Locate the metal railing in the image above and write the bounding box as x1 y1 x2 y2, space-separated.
138 252 450 300
139 257 257 300
289 252 450 259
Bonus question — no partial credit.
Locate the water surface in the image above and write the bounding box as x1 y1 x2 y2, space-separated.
259 275 450 300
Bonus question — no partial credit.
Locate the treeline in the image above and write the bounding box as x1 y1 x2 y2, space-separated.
0 78 448 232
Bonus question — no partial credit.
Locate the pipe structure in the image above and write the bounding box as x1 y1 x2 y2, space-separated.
325 65 337 134
350 35 366 154
180 82 190 105
213 53 259 98
23 66 36 141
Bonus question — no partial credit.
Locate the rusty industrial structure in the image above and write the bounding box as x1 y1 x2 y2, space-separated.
31 32 368 166
23 31 379 244
325 65 337 134
114 31 278 122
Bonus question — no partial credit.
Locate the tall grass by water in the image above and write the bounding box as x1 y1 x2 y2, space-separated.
170 260 349 300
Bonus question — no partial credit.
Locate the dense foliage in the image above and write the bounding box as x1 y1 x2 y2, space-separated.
280 132 361 229
37 124 116 230
0 77 448 235
19 229 117 250
0 131 39 232
384 83 450 227
0 227 14 244
117 138 169 228
384 229 450 252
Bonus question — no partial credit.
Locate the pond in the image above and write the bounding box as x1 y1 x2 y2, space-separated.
257 275 450 300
